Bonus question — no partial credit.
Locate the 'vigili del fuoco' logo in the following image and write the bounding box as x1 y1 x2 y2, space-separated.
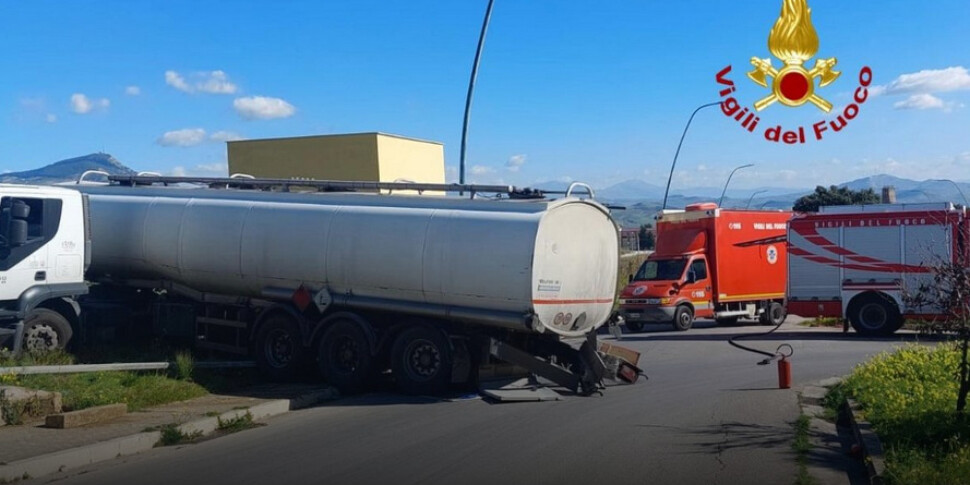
715 0 873 144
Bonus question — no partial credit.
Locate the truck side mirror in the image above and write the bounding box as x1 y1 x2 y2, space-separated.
685 271 697 284
8 219 27 246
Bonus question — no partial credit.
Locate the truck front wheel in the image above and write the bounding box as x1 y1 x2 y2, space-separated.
23 308 73 353
849 294 902 336
317 320 374 394
391 325 453 395
254 314 305 381
672 306 694 331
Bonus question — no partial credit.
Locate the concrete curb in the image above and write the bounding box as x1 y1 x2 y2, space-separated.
842 398 886 485
0 387 338 482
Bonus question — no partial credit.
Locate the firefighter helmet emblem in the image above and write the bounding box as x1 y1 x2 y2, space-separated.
767 245 779 264
746 0 840 112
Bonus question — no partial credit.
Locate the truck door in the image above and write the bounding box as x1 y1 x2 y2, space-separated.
0 196 57 302
685 257 713 318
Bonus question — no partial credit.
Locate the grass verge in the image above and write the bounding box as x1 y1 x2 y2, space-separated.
823 343 970 484
792 413 817 485
217 411 258 433
156 424 203 447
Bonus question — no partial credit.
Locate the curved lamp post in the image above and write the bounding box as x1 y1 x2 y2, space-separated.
930 179 970 207
662 101 721 210
745 190 767 209
718 163 754 207
459 0 496 187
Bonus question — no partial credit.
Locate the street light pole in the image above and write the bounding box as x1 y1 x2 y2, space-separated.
745 190 767 209
931 179 970 207
459 0 496 187
718 163 755 207
662 101 721 210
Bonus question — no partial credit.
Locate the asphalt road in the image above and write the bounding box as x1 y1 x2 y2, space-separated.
38 319 922 485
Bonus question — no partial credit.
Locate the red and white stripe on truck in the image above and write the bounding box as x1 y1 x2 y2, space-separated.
787 203 967 335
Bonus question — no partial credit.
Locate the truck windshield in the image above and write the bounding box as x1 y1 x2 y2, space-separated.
633 259 687 281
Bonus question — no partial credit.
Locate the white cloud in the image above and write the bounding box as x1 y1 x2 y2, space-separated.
169 162 229 177
165 71 192 93
70 93 109 114
125 85 141 96
892 93 963 111
195 162 228 174
45 114 57 123
505 154 527 172
209 130 245 142
233 96 296 120
165 70 238 94
470 165 494 175
196 71 237 94
157 128 207 147
878 66 970 95
893 93 945 110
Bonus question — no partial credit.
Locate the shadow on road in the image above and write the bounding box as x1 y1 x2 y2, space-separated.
617 329 948 343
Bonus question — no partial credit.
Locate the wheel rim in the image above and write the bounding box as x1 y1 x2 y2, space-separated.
25 324 59 352
772 306 784 323
859 303 888 330
329 334 360 375
403 339 441 381
679 311 691 328
264 328 294 368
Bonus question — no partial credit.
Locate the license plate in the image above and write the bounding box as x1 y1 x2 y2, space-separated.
627 313 641 319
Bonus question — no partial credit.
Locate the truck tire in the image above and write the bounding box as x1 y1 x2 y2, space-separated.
23 308 73 353
391 325 453 395
849 294 903 336
254 314 305 381
317 320 374 394
671 306 694 331
760 302 787 326
625 320 645 333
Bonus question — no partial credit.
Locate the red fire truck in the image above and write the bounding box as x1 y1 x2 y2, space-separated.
787 202 967 335
618 203 791 332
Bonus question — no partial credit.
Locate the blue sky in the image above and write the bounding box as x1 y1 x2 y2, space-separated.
2 0 969 191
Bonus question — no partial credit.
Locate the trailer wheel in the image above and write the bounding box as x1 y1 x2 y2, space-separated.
254 314 305 381
23 308 72 353
760 302 787 326
625 320 645 333
671 306 694 331
849 294 902 336
317 320 374 394
391 325 453 395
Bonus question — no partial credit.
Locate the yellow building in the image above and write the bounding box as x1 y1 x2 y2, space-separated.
227 132 445 185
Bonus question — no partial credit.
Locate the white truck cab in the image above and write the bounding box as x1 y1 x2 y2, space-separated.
0 184 88 354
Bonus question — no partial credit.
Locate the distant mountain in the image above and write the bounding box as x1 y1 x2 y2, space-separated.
839 174 921 192
1 153 136 185
595 179 666 201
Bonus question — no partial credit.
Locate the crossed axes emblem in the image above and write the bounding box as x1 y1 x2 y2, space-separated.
747 57 840 112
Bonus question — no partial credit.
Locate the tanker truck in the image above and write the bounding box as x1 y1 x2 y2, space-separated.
61 175 628 395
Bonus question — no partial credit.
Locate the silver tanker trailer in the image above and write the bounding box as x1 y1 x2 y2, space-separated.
74 175 632 395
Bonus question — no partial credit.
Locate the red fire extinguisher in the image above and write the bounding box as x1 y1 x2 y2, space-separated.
778 356 791 389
